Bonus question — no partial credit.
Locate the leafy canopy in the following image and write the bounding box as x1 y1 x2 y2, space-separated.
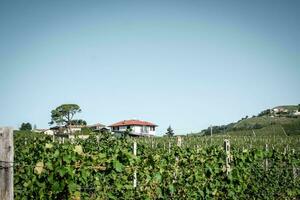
49 104 82 126
20 122 32 131
165 125 174 137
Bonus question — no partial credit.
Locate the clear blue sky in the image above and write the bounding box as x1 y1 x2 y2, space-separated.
0 0 299 135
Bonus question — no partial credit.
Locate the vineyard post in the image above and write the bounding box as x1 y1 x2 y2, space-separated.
280 125 288 137
0 127 14 200
224 139 231 175
265 144 269 171
52 135 55 143
292 149 296 180
168 141 171 154
177 136 182 147
133 141 137 188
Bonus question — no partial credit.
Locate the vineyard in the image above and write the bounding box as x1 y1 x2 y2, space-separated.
12 130 300 199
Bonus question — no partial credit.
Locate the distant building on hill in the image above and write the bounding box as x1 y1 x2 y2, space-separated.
109 119 157 137
87 123 109 132
294 111 300 116
33 128 55 135
49 122 108 136
50 125 85 134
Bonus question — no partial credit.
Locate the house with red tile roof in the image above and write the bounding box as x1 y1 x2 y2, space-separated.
109 119 157 136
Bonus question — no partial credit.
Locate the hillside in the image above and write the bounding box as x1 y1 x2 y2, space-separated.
233 116 300 129
199 104 300 136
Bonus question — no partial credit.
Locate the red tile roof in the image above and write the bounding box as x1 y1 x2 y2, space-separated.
109 120 157 127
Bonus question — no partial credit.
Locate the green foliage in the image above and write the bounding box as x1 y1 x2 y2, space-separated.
49 104 82 126
80 127 92 135
20 122 32 131
14 133 300 199
282 121 300 136
70 119 87 126
257 109 271 117
165 126 174 137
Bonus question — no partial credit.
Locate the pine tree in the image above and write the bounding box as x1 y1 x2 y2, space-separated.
165 125 174 137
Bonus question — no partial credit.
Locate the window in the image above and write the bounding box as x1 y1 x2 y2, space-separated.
150 126 155 131
113 127 119 131
140 126 148 133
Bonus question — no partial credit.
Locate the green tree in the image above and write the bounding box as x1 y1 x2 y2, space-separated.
70 119 87 126
49 104 82 127
165 125 174 137
20 122 32 131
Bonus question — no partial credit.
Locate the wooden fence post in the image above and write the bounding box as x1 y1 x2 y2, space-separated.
0 127 14 200
265 144 269 171
133 141 137 188
224 139 231 175
177 136 182 147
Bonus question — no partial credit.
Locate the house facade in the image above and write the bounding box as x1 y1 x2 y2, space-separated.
109 120 157 136
87 123 109 132
50 125 85 135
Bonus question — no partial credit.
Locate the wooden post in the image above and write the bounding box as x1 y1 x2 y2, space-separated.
0 127 14 200
177 136 182 147
224 139 231 175
281 125 288 137
133 141 137 188
168 142 171 154
265 144 269 171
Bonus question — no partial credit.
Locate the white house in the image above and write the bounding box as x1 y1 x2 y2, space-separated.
50 125 85 134
87 123 109 132
43 129 55 135
294 111 300 116
109 119 157 136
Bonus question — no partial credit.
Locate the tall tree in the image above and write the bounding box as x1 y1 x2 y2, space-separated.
165 125 174 137
70 119 87 126
49 104 82 127
20 122 32 131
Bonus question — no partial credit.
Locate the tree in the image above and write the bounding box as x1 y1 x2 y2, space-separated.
49 104 82 127
70 119 87 126
20 122 32 131
165 126 174 137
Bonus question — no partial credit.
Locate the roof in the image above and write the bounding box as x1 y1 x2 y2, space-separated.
34 129 47 131
87 123 106 128
50 125 84 130
109 120 158 127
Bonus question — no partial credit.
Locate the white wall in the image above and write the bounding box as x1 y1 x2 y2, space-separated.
44 130 54 135
111 125 156 136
